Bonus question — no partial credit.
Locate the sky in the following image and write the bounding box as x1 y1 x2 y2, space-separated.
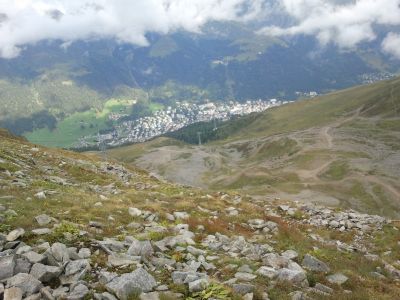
0 0 399 59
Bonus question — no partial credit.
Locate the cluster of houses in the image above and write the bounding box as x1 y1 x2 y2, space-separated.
75 99 287 149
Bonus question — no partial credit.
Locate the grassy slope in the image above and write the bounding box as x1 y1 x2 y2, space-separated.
215 76 400 142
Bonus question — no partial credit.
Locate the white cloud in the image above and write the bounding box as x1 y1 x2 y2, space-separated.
1 0 399 59
259 0 400 49
0 0 265 58
382 32 400 59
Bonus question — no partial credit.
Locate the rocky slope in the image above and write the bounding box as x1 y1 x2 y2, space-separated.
1 129 400 300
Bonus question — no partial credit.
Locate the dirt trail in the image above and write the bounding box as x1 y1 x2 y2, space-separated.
321 126 333 148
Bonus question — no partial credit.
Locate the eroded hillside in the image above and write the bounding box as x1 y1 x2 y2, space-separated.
109 78 400 218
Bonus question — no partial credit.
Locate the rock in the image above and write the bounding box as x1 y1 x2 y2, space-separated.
6 273 43 297
78 248 91 259
6 229 25 242
14 258 31 274
290 291 309 300
127 239 154 258
95 292 118 300
256 267 278 279
34 215 51 226
370 272 386 280
34 192 46 200
282 250 299 260
243 293 254 300
4 287 23 300
0 283 4 296
60 259 91 285
165 213 175 221
36 242 50 252
314 283 333 294
52 287 69 299
0 255 15 280
278 205 290 212
276 269 308 287
187 245 206 256
40 287 54 300
89 221 104 228
129 207 142 217
30 263 62 283
100 238 126 252
67 248 81 260
99 271 118 285
106 269 157 300
21 251 46 264
327 273 349 285
232 284 255 295
45 243 70 266
171 271 207 285
302 254 330 273
238 265 253 273
31 228 52 236
173 212 189 220
16 245 32 255
384 263 400 279
262 253 289 269
108 253 139 267
155 285 168 292
234 272 257 282
65 284 89 300
188 278 209 292
139 292 160 300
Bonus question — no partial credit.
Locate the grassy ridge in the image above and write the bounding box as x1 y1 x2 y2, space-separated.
226 76 400 141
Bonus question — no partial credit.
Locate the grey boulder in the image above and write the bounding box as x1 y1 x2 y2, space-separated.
6 229 25 242
276 269 308 287
0 255 15 280
4 287 23 300
302 254 330 273
327 273 349 285
34 215 52 226
30 263 62 283
127 239 154 258
60 259 91 285
106 268 157 300
6 273 43 297
65 284 89 300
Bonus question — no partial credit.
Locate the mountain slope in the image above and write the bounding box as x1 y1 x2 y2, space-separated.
0 22 398 138
108 77 400 218
1 129 400 299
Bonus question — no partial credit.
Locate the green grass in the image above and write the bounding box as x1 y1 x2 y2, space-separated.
251 138 299 161
24 99 136 148
321 160 349 180
377 119 400 131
